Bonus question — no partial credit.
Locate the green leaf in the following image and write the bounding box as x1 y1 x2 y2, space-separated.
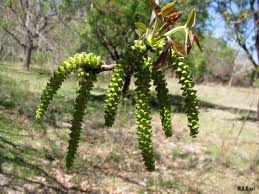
171 40 186 56
162 26 186 37
186 30 197 54
152 18 164 37
159 12 183 34
135 29 144 37
185 8 196 28
160 1 176 17
193 32 202 52
135 22 147 32
185 28 190 54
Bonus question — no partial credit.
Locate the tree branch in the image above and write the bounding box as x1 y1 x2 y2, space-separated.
216 0 258 69
235 28 258 68
2 26 26 48
94 63 117 73
38 16 48 32
96 27 119 60
250 0 259 62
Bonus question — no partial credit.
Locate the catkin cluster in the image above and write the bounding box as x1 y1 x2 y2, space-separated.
151 67 172 137
134 58 155 171
66 72 96 169
104 40 147 127
171 54 199 137
35 53 101 120
35 53 101 169
36 40 200 171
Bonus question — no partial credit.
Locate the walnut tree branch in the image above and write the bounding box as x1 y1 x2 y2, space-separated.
93 63 117 74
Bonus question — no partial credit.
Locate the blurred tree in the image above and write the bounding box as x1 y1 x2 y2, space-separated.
0 0 59 71
80 0 210 61
206 35 236 82
213 0 259 83
184 34 236 82
213 0 259 120
170 0 210 35
79 0 151 61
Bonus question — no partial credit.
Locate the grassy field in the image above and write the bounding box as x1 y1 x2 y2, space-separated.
0 62 258 193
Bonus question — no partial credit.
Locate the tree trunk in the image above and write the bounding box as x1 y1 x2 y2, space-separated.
22 46 33 71
257 99 259 121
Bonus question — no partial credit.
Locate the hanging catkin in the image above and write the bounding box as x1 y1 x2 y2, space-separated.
151 66 173 137
66 72 96 169
171 54 199 137
36 53 101 120
134 58 155 171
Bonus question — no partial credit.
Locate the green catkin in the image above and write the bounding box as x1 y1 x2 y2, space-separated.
104 62 127 127
134 57 155 171
171 54 199 137
35 71 67 120
35 52 101 120
151 66 173 137
104 40 147 127
66 72 96 169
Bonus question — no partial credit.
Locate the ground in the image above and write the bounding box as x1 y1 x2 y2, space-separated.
0 63 258 193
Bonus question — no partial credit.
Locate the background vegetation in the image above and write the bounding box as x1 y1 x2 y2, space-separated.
0 0 258 193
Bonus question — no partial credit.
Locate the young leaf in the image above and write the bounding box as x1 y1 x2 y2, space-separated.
193 32 202 52
184 28 190 54
159 12 183 33
135 29 144 37
171 39 186 56
152 18 164 37
167 11 182 24
155 49 168 66
160 1 176 17
185 8 196 28
135 22 147 32
186 30 195 54
153 39 170 66
163 25 186 37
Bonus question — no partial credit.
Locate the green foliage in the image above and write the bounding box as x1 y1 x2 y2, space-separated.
172 0 209 34
79 0 151 60
79 0 209 60
185 46 207 81
184 35 236 82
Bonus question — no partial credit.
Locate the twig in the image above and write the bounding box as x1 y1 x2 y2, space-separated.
149 0 160 27
93 63 117 73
